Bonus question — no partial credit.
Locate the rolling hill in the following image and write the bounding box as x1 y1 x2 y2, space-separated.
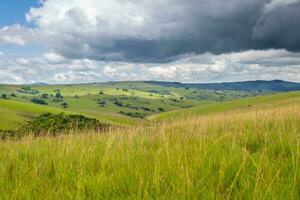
150 91 300 121
146 80 300 92
1 80 300 131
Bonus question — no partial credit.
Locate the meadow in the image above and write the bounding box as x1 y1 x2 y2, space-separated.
0 81 258 131
0 97 299 199
0 81 300 199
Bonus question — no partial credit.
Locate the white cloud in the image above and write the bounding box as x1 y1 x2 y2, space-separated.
265 0 300 12
0 25 31 45
43 52 65 64
0 49 300 84
16 58 31 65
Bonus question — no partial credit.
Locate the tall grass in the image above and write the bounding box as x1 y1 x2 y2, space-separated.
0 104 299 199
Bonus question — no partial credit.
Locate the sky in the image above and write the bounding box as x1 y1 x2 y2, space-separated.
0 0 300 84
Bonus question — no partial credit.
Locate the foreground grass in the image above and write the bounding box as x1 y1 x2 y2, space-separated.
0 104 300 199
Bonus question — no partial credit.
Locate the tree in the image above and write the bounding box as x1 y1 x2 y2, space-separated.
42 93 49 99
61 102 68 108
10 93 17 97
1 94 7 99
31 98 47 105
55 92 63 98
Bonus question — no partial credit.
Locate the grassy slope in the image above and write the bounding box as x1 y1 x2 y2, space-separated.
0 82 259 130
0 99 140 131
0 99 73 130
0 99 299 199
150 91 300 121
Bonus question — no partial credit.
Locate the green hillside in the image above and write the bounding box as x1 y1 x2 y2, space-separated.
0 99 140 131
150 91 300 121
0 82 261 131
1 94 299 199
0 99 71 130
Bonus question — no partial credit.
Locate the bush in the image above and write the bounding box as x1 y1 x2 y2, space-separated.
114 100 124 107
61 102 68 108
21 86 31 91
97 100 106 107
31 98 48 105
55 92 63 98
21 113 109 136
1 94 8 99
42 93 49 98
119 111 146 119
10 93 17 97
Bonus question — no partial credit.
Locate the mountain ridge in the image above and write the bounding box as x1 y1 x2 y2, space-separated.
145 80 300 92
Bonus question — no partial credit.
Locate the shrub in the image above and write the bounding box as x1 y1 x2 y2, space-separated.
61 102 68 108
119 111 146 119
41 93 49 99
97 100 106 107
21 86 31 91
1 94 8 99
21 113 109 136
55 92 63 98
114 100 124 107
10 93 17 97
31 98 48 105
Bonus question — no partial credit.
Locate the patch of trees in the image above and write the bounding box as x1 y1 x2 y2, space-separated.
119 111 146 119
1 94 8 99
31 98 48 105
147 89 171 95
97 100 106 107
41 93 49 99
61 102 68 108
141 107 154 112
53 92 64 102
114 100 124 107
21 113 110 136
21 86 31 91
18 87 39 95
55 92 63 98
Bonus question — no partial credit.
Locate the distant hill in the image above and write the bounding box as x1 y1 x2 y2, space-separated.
31 82 49 86
146 80 300 92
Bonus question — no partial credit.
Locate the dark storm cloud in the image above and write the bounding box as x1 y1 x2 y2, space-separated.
253 3 300 51
3 0 300 62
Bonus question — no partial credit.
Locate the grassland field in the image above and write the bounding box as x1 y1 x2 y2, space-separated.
0 90 299 199
0 81 299 199
0 81 261 131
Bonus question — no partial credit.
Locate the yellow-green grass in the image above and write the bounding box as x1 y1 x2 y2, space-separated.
33 84 171 99
150 91 300 121
0 101 299 199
